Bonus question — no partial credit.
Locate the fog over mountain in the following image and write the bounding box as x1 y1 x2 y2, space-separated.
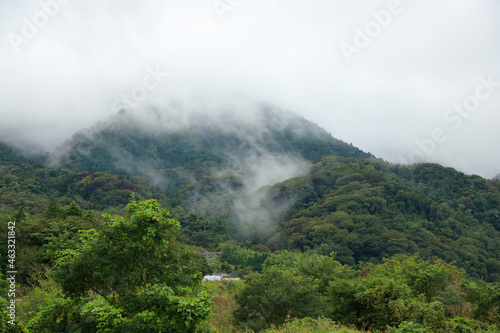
43 101 370 236
1 0 500 177
54 100 369 192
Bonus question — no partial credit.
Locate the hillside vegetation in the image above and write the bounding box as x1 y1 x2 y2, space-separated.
259 157 500 282
0 106 499 331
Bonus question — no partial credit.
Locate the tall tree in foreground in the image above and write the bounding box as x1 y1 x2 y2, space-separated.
27 199 211 332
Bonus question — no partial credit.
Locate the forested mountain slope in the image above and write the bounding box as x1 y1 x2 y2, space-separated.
0 141 28 165
234 157 500 281
1 106 500 331
2 104 500 283
56 105 371 184
0 158 169 217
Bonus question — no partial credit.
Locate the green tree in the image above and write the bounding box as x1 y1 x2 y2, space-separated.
65 201 83 217
264 251 356 294
29 199 211 332
13 205 26 222
43 197 64 220
463 281 500 325
234 267 326 332
328 256 461 330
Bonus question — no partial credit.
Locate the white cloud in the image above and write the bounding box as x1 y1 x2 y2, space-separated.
1 0 499 177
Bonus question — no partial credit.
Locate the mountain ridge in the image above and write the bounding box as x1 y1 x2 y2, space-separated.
56 104 372 171
48 103 371 199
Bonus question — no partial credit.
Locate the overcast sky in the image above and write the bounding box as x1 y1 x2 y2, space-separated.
1 0 499 178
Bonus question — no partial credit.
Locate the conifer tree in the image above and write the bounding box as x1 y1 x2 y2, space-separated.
44 197 63 219
66 201 83 217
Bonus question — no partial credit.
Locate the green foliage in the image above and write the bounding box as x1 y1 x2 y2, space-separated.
43 197 64 219
173 205 231 251
25 296 78 332
236 253 499 332
13 205 26 222
3 119 500 332
219 241 270 273
66 201 83 217
0 164 169 217
0 141 26 166
234 267 327 332
262 157 500 282
0 199 97 285
16 272 63 327
200 280 244 333
462 281 500 325
262 317 359 333
62 109 371 181
330 256 465 330
28 200 212 332
389 321 428 333
264 251 356 294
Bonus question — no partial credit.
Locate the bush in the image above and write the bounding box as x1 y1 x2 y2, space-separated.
234 267 326 332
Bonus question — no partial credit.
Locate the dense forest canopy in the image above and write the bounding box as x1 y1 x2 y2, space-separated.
0 107 499 332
